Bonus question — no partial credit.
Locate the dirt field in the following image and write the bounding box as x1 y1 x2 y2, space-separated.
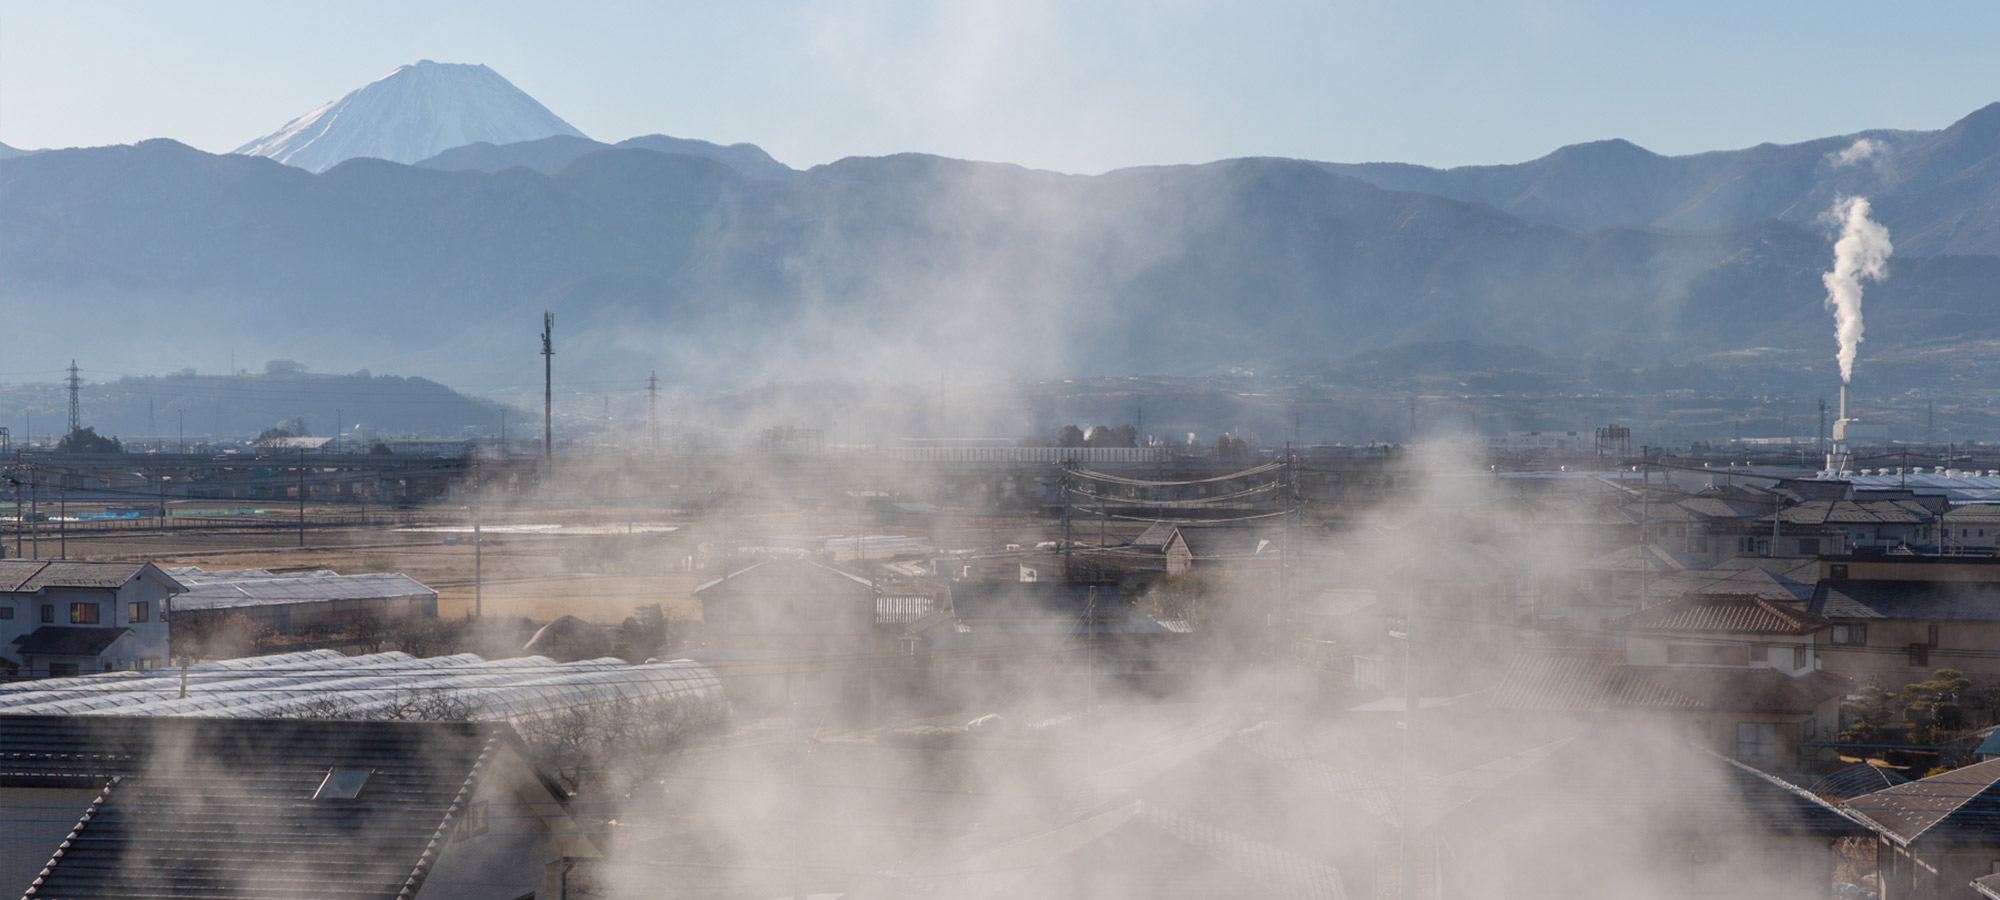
34 515 704 625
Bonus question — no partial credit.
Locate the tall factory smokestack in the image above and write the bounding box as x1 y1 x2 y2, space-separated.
1840 383 1849 422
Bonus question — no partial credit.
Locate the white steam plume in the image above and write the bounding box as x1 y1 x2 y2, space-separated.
1821 196 1891 384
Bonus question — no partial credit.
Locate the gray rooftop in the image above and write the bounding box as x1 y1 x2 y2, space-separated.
164 567 436 611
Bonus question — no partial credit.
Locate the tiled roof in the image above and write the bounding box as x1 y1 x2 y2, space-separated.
5 714 519 900
1843 757 2000 846
1811 580 2000 622
1771 499 1937 526
1608 593 1830 636
1626 666 1851 715
1580 544 1711 574
1432 729 1865 837
1487 650 1702 712
1677 497 1767 520
0 561 179 593
1170 524 1283 559
1651 565 1817 603
10 626 134 657
1487 651 1849 714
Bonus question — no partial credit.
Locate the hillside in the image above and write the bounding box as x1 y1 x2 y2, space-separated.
4 105 1999 393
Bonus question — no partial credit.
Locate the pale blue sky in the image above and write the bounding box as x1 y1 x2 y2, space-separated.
2 0 1995 174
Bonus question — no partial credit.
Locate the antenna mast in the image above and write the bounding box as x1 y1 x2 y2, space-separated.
541 313 554 461
647 371 661 452
65 361 81 438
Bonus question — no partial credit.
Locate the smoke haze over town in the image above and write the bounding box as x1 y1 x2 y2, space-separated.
4 4 2000 900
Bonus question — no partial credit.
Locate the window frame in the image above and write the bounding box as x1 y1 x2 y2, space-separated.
128 601 150 623
70 602 101 625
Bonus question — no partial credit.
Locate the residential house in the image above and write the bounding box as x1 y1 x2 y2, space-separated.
691 557 880 714
1491 592 1851 771
0 560 183 679
1810 554 2000 688
1 714 598 900
1432 727 1869 900
1772 498 1941 554
1160 523 1284 575
1843 757 2000 900
1941 505 2000 554
907 582 1192 705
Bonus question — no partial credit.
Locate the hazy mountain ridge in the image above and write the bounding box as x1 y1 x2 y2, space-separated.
0 369 510 442
1321 103 2000 256
414 132 794 181
5 106 2000 389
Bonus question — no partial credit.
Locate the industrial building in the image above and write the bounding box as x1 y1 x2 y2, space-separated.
164 566 439 635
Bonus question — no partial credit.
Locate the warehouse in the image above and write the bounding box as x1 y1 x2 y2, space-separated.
165 566 438 634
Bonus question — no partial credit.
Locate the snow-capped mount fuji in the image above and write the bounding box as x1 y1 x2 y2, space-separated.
234 60 586 173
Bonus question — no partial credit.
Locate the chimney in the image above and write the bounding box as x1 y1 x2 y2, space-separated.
1839 383 1850 422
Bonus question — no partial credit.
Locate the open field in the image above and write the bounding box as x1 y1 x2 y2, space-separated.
21 509 705 625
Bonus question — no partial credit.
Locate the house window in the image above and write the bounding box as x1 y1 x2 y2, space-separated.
1830 564 1849 579
1737 722 1778 768
70 603 101 625
1929 623 1940 646
1910 644 1931 667
1794 645 1809 670
0 606 12 620
1798 538 1820 555
41 604 54 623
1831 624 1867 645
128 601 149 623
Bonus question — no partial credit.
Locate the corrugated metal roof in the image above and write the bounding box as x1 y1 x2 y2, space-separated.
0 652 727 730
1842 757 2000 846
171 570 436 611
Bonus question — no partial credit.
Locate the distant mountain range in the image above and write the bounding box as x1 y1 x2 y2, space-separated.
3 61 1997 399
416 133 794 181
1322 103 2000 258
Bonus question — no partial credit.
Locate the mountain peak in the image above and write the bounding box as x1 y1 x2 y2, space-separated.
234 61 586 173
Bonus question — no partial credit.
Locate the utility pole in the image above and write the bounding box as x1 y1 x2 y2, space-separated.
647 371 661 453
297 448 307 549
335 409 343 453
473 454 483 618
177 409 185 454
65 360 81 439
541 313 555 461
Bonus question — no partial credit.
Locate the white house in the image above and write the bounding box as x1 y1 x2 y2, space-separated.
0 560 183 678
